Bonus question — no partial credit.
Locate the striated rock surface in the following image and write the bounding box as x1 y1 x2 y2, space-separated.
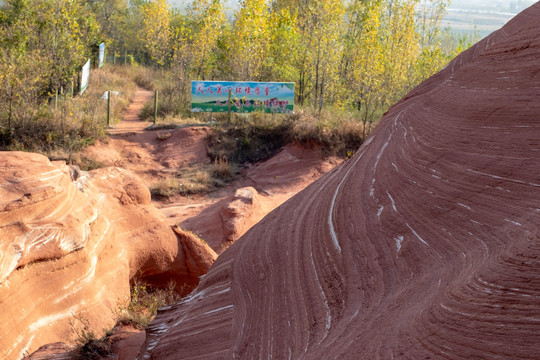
24 342 72 360
139 5 540 360
0 152 215 360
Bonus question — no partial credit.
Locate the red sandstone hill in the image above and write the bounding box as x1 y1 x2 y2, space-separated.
0 153 216 360
139 4 540 359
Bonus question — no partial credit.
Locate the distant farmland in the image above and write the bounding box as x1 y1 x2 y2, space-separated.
443 9 515 37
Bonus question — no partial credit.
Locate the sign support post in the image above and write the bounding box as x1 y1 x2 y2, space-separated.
227 88 232 124
153 90 158 125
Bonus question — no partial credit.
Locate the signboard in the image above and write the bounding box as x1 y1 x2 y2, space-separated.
98 43 105 68
80 59 91 95
191 81 294 114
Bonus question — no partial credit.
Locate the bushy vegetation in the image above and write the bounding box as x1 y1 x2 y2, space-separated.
207 109 366 161
116 280 180 328
149 108 366 199
0 0 481 198
122 0 477 127
0 0 479 159
0 65 137 157
150 160 237 198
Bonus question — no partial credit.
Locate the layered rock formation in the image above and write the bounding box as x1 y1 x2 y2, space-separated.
139 4 540 359
0 152 216 359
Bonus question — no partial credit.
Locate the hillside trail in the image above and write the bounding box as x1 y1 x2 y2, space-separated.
83 86 195 187
110 87 154 132
103 87 163 185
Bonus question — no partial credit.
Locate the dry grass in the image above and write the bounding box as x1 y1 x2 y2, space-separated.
150 169 212 198
288 109 365 157
143 113 210 129
2 64 369 167
69 315 113 360
150 177 181 197
150 160 237 198
137 67 368 164
132 66 157 91
211 156 234 180
116 280 180 328
1 65 138 160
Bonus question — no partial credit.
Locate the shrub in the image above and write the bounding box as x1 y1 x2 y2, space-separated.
70 280 181 359
287 109 364 157
211 156 234 181
207 113 292 165
70 315 113 360
116 280 180 328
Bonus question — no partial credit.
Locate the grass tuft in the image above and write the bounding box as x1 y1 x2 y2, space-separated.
69 315 113 360
211 156 234 181
116 280 180 328
133 66 157 91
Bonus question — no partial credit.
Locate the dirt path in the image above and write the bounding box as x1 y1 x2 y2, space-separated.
109 87 154 133
83 86 195 186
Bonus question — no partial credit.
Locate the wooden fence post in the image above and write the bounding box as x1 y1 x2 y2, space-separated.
107 90 111 127
153 90 158 125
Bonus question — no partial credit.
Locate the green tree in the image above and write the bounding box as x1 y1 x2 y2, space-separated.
36 0 98 91
273 0 344 110
261 6 298 82
138 0 172 66
188 0 227 79
0 0 45 128
414 0 451 83
300 0 345 112
228 0 271 81
342 0 420 136
0 0 98 129
86 0 130 55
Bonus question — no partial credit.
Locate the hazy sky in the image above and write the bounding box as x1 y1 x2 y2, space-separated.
170 0 535 9
169 0 536 15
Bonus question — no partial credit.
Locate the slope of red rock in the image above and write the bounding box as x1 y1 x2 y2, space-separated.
0 153 215 360
139 4 540 359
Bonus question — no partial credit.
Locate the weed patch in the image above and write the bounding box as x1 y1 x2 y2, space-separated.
150 161 237 198
69 315 113 360
116 280 180 328
133 67 157 91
